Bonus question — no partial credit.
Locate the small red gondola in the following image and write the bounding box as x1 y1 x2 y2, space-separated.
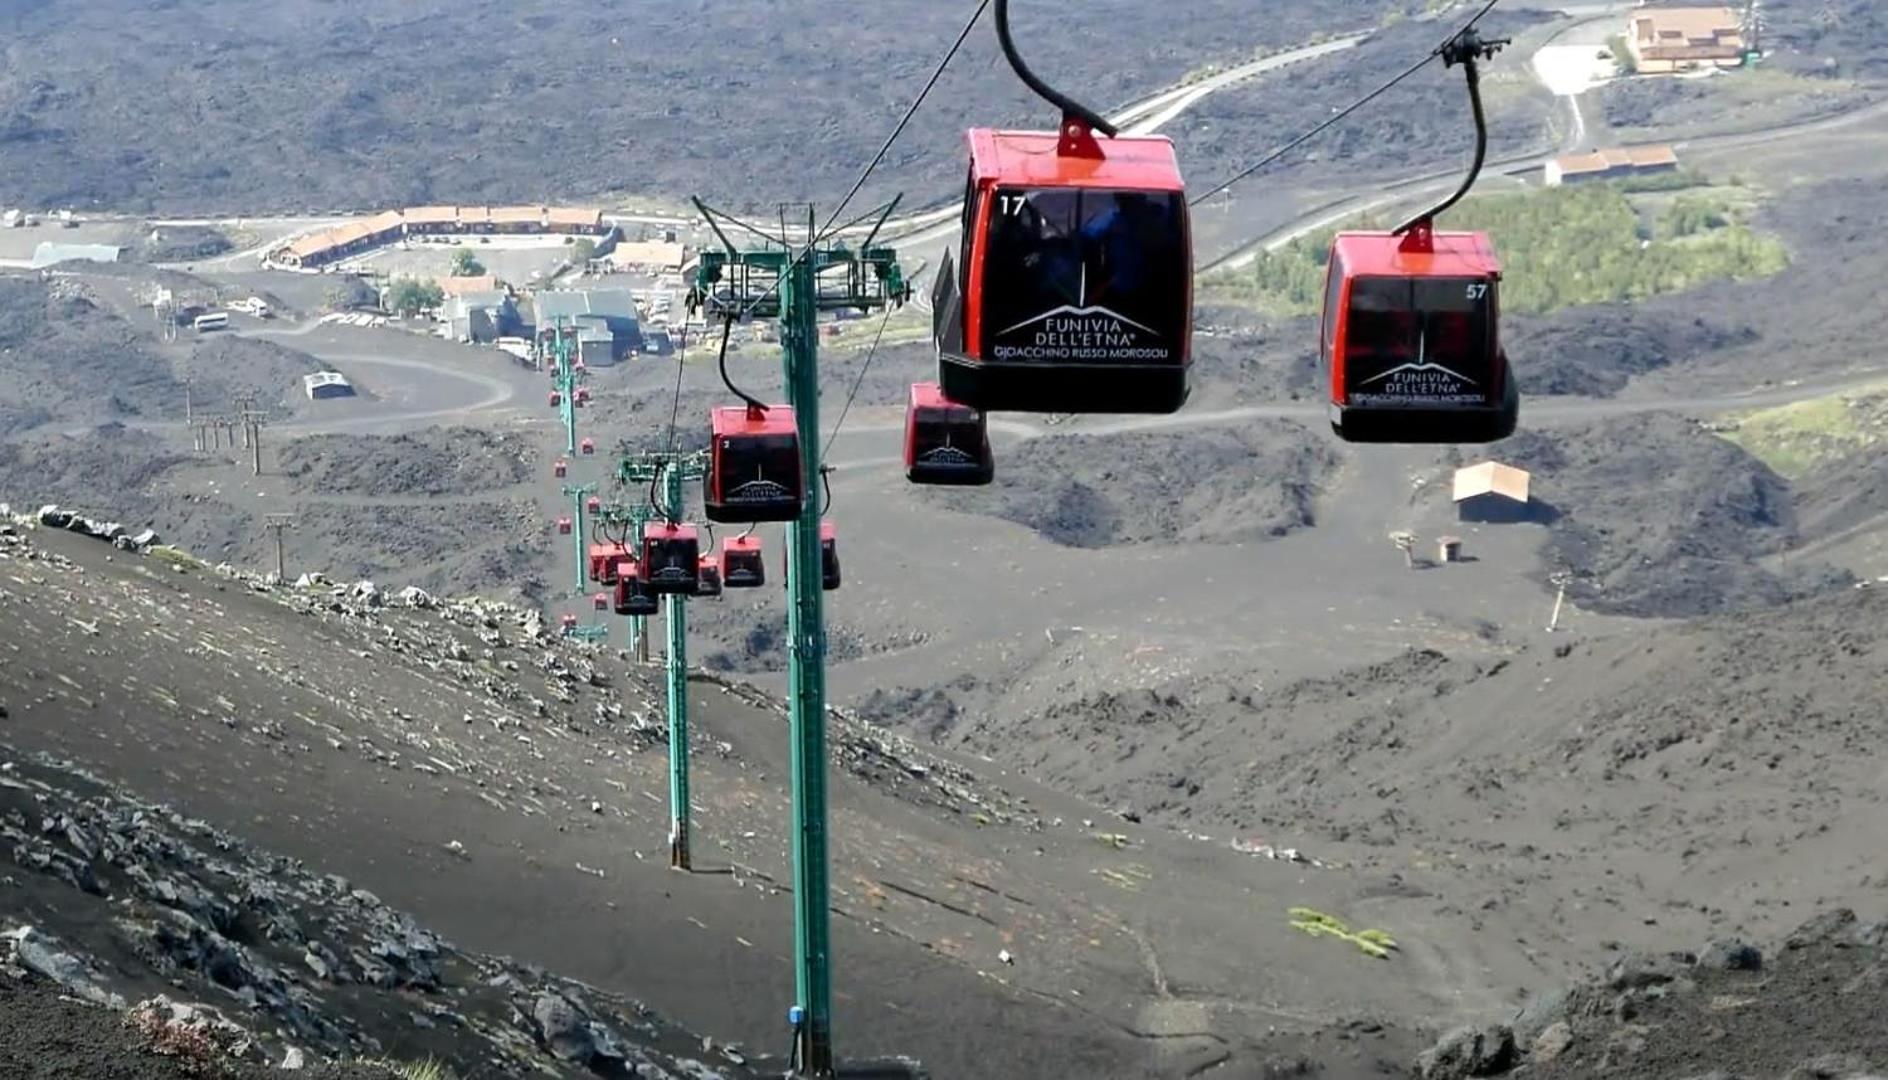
721 535 765 589
931 0 1192 415
549 390 562 408
585 495 602 515
592 592 608 612
575 387 591 406
613 569 659 617
904 382 994 486
553 458 568 478
589 542 629 585
639 522 701 595
560 613 578 631
781 521 842 591
580 437 596 456
705 405 803 524
694 557 723 598
1321 27 1518 446
820 520 841 592
555 516 573 535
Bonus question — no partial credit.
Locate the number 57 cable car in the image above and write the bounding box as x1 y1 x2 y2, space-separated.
932 0 1192 416
1321 28 1519 445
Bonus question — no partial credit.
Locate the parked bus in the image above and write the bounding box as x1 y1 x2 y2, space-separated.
193 312 229 333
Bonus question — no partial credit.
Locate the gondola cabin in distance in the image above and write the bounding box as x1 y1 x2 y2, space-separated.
905 381 994 486
1321 225 1518 445
934 128 1193 415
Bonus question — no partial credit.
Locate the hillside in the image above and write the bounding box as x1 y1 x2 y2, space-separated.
0 0 1414 215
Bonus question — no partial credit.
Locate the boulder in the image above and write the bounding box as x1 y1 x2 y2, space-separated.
130 528 160 549
1532 1021 1573 1065
534 992 595 1062
349 581 383 606
1607 950 1694 990
1417 1023 1517 1079
1787 909 1858 950
4 925 125 1008
396 586 436 609
36 505 70 528
1697 938 1763 972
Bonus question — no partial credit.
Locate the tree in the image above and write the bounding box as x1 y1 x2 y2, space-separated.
570 238 598 266
450 249 485 277
386 278 444 317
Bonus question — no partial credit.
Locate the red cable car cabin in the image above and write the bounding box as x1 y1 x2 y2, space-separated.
580 437 596 456
905 382 994 486
639 522 700 595
613 566 658 617
694 556 723 598
1321 227 1518 446
933 128 1192 415
721 535 765 589
819 520 841 592
588 543 628 585
555 516 573 535
592 592 608 612
575 387 591 405
549 390 562 408
781 521 842 590
705 405 803 523
553 458 568 478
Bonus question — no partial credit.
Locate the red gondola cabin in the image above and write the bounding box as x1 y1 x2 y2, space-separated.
549 390 562 408
905 382 994 486
588 543 627 585
575 387 591 406
694 557 723 598
592 592 608 612
553 458 568 478
1320 226 1517 444
932 129 1193 415
820 520 841 591
580 437 596 456
556 516 573 535
613 568 658 617
705 405 804 523
721 535 765 589
639 522 700 595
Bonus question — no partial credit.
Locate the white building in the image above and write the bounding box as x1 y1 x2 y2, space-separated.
303 371 356 400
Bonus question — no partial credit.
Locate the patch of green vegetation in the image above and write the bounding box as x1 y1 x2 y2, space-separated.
1289 907 1400 960
359 1058 457 1080
1607 33 1635 75
1720 382 1888 479
385 278 445 317
1206 181 1790 318
146 545 206 572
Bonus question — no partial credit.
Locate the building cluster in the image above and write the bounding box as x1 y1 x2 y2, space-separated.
1624 6 1751 74
270 205 611 270
1545 144 1680 186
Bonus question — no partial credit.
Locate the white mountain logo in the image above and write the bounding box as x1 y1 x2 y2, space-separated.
1357 324 1478 387
996 265 1159 339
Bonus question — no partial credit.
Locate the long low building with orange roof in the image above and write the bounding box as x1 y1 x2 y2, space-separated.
268 205 612 269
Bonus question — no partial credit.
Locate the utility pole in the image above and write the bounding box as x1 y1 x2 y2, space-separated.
234 395 256 448
240 408 268 477
1547 570 1573 632
183 377 193 424
614 449 710 869
263 514 295 581
561 481 598 595
692 196 905 1077
549 319 584 457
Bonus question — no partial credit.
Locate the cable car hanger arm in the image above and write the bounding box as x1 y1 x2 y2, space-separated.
1393 26 1510 237
994 0 1117 139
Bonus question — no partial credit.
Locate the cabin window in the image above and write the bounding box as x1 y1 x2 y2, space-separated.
978 188 1188 365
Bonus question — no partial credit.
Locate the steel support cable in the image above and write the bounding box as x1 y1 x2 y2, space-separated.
1189 0 1505 208
821 301 900 462
729 0 992 322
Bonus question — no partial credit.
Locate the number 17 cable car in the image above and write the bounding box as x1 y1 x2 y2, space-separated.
932 0 1192 416
1322 28 1519 445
